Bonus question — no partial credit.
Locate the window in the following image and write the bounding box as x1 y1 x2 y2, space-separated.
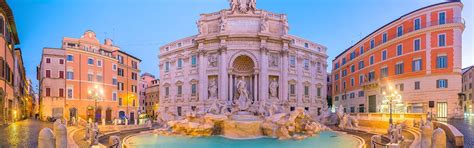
46 58 51 63
131 72 137 80
46 70 51 78
59 88 64 97
342 58 346 65
350 65 355 73
66 71 74 80
67 87 73 99
45 88 51 97
438 34 446 47
350 52 356 60
165 62 170 72
437 55 447 69
358 61 364 70
397 26 403 37
439 12 446 25
334 74 339 80
96 75 103 82
412 59 422 72
317 87 321 97
88 58 94 65
59 71 64 79
131 85 137 93
290 55 296 67
358 91 365 97
112 64 117 71
177 58 183 69
350 93 355 99
368 71 375 81
395 63 404 75
335 96 339 101
359 46 364 55
317 62 321 72
304 59 309 70
370 39 375 49
414 18 421 30
85 73 94 82
397 44 403 56
437 79 448 88
59 59 64 65
350 107 355 113
67 55 74 61
369 55 374 65
191 55 197 67
119 98 123 106
397 83 404 91
117 55 124 64
118 82 124 91
304 43 309 48
304 86 309 96
414 39 421 51
177 86 182 95
382 32 388 43
112 91 117 101
165 87 169 96
415 81 420 90
290 84 296 95
112 78 118 85
382 50 387 61
342 70 347 77
359 104 365 113
97 60 102 67
381 67 388 78
350 78 355 86
359 75 364 85
334 63 340 69
191 84 197 96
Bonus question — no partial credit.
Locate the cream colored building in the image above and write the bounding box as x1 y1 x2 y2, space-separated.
158 1 328 117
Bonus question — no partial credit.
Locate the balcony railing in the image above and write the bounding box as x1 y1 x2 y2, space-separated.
335 17 464 70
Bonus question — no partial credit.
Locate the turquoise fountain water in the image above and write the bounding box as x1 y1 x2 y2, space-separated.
125 131 360 148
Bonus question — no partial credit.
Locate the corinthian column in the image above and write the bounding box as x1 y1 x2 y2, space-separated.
219 45 228 101
281 43 289 102
198 48 208 103
259 39 269 102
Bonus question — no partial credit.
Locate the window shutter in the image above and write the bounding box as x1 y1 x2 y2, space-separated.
436 80 439 88
446 80 448 88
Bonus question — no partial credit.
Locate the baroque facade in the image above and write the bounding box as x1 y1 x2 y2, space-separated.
38 30 141 123
331 1 464 118
159 0 328 117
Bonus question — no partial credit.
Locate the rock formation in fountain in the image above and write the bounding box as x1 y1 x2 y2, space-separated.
420 123 433 148
432 128 446 148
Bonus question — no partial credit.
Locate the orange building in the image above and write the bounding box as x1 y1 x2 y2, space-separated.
38 30 141 124
331 1 464 119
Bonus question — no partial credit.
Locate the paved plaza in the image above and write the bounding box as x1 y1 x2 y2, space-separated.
448 116 474 147
0 119 53 147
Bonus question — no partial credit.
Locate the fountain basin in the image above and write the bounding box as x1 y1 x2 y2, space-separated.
222 119 263 139
124 131 364 148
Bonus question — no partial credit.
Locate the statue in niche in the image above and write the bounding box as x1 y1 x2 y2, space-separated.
208 78 218 100
208 54 218 67
219 16 227 32
236 76 250 111
269 78 279 100
260 16 269 33
269 54 279 67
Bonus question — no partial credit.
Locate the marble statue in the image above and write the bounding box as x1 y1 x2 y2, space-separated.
219 17 227 32
269 54 279 67
421 124 433 148
236 76 250 111
208 99 220 114
282 17 289 35
197 20 206 35
208 54 218 67
91 123 99 146
208 78 218 100
229 0 257 13
109 136 121 148
260 15 269 33
269 78 279 99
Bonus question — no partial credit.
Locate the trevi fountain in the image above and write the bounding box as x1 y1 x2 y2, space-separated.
124 0 363 147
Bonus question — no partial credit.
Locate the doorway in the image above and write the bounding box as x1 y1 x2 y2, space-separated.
106 109 112 123
368 95 377 113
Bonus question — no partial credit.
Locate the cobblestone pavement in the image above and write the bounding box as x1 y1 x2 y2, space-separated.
0 119 53 147
447 116 474 147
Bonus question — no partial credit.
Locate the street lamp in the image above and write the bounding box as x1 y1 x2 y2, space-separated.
88 85 103 123
382 86 402 125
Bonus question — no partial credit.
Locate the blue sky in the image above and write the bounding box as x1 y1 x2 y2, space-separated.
7 0 473 88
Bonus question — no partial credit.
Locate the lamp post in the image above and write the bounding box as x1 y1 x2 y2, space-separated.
382 86 402 125
88 85 103 123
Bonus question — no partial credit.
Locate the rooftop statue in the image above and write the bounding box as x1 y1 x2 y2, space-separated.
229 0 257 14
